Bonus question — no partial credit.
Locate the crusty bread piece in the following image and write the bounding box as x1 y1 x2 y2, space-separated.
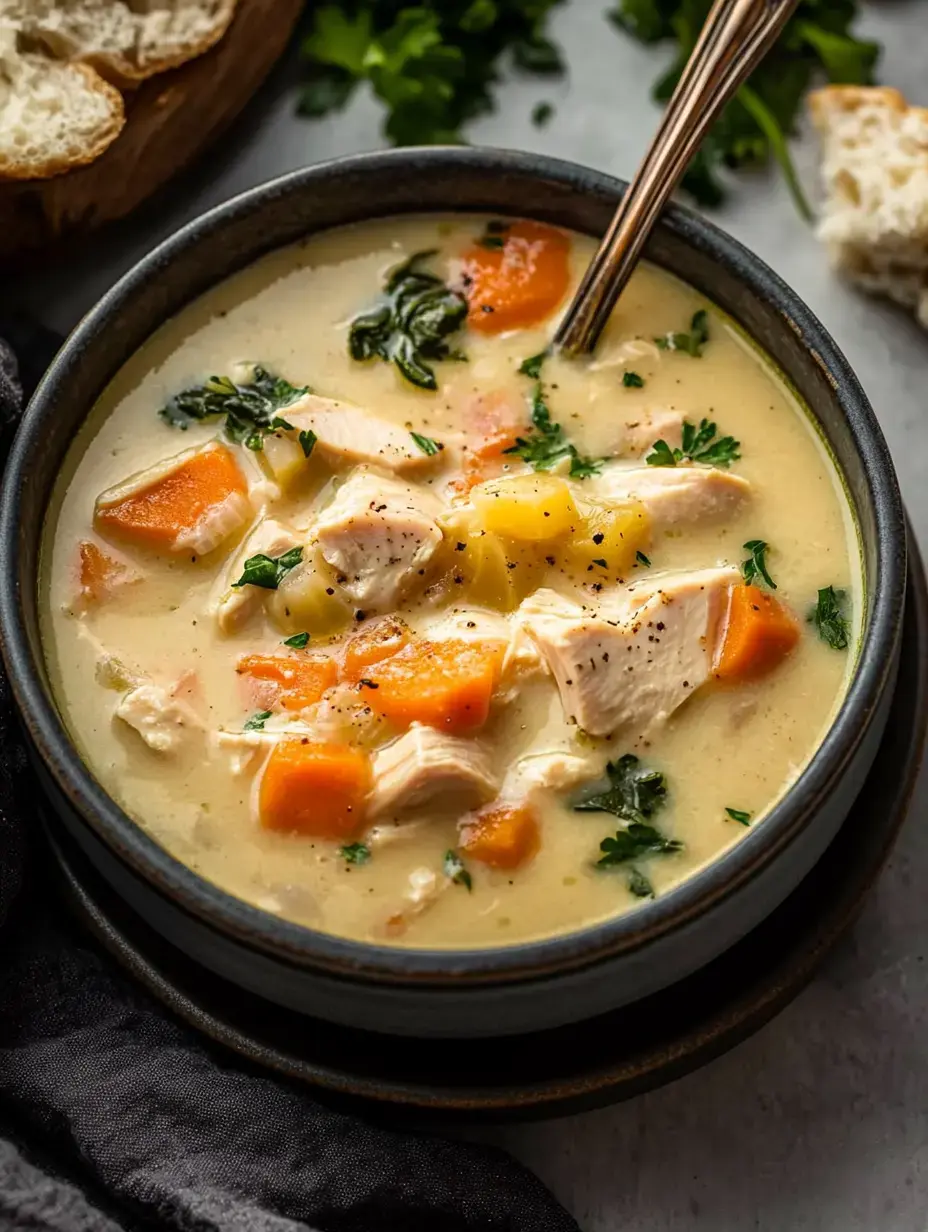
0 26 124 180
5 0 237 87
810 85 928 328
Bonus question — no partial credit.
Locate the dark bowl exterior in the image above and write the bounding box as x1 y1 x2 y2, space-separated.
0 149 906 1037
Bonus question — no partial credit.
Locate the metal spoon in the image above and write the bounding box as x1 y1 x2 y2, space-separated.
554 0 800 356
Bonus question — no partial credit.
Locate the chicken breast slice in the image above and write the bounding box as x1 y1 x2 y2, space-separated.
369 724 499 819
283 394 440 474
588 463 750 528
115 683 202 754
516 566 739 736
210 517 303 634
313 469 443 608
500 750 597 799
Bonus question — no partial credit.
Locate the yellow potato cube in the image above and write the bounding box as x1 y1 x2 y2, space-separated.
471 474 579 542
269 552 352 637
569 499 649 576
437 510 539 611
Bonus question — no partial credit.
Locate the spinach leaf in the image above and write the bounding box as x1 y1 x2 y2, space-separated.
160 366 308 451
233 546 304 591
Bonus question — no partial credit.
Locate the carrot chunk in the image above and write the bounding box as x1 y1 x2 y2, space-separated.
77 540 134 605
94 442 249 554
462 221 571 333
715 584 800 681
258 739 371 838
460 803 540 869
364 639 505 734
237 654 337 710
341 617 411 681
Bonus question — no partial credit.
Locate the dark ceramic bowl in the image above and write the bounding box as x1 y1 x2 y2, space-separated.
0 149 906 1039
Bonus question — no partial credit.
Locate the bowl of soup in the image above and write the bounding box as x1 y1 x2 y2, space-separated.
0 148 905 1038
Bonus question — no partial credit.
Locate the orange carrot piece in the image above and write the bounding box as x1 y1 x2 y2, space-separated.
715 584 800 682
258 739 371 839
364 639 506 734
77 540 133 605
462 221 571 333
341 617 411 681
94 443 248 551
460 803 540 869
237 654 337 711
457 391 526 491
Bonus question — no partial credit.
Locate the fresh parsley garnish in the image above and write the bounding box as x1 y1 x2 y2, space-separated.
608 1 878 215
645 417 740 468
348 250 468 391
444 849 472 891
505 383 602 479
654 309 710 357
532 100 555 127
518 350 548 379
623 370 644 388
340 842 371 865
741 539 777 590
233 546 304 591
159 366 309 451
636 550 651 567
410 431 442 456
725 807 752 826
299 429 317 458
244 710 272 731
627 867 654 898
575 754 668 824
283 632 310 649
809 585 850 650
298 5 566 145
596 823 683 868
475 221 509 250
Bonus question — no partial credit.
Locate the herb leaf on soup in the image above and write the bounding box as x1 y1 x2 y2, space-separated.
299 429 317 458
233 546 304 591
444 849 472 891
283 632 310 649
809 585 850 649
596 823 683 867
340 842 371 865
655 308 710 357
410 431 442 456
244 710 272 731
348 250 468 391
518 350 548 379
725 807 752 826
741 539 777 589
575 754 667 824
646 417 740 468
623 370 644 388
160 366 309 451
627 867 654 897
505 383 602 479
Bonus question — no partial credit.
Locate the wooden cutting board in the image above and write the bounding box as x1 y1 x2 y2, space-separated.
0 0 304 264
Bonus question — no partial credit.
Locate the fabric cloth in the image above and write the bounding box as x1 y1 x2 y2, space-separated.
0 328 579 1232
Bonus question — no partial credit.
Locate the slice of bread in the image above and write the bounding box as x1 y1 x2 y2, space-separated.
810 85 928 328
0 26 125 180
7 0 238 87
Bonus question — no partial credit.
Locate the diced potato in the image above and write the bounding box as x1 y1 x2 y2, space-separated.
438 509 539 612
269 551 353 637
567 499 649 575
471 473 579 542
260 432 307 491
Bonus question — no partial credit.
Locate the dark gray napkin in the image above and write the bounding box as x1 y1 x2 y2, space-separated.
0 328 579 1232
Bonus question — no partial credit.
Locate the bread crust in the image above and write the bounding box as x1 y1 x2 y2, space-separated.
0 61 125 181
809 84 928 130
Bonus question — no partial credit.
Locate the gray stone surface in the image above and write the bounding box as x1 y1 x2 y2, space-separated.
17 1 928 1227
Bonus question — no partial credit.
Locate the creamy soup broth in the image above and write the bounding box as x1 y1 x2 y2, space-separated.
42 215 858 947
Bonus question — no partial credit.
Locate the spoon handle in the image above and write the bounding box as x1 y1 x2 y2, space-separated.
554 0 799 356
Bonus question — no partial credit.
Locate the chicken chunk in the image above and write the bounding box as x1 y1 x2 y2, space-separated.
313 469 443 608
115 683 202 754
283 394 440 474
500 750 597 798
517 566 739 736
589 464 750 528
369 724 498 819
623 408 685 457
211 518 303 634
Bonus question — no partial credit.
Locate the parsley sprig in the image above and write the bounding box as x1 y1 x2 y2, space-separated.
159 367 308 451
233 547 303 591
654 309 710 356
444 849 473 891
741 539 777 590
809 585 850 649
575 755 683 880
646 417 740 468
505 383 602 479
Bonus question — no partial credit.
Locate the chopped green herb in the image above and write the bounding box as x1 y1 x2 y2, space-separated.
809 585 850 650
159 366 309 450
271 415 295 431
636 550 651 567
233 546 304 591
532 100 555 127
741 539 777 590
623 370 644 388
597 823 683 868
340 842 371 865
283 632 310 649
410 431 442 456
476 221 508 250
725 807 752 826
627 867 654 898
592 558 608 568
645 417 740 468
505 383 602 479
575 755 668 825
244 710 272 731
348 250 467 391
444 849 472 891
299 429 317 458
518 350 548 379
655 309 710 357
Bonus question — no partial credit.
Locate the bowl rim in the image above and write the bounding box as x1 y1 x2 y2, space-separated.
0 145 906 986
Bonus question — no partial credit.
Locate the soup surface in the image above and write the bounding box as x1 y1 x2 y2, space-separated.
42 215 858 948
